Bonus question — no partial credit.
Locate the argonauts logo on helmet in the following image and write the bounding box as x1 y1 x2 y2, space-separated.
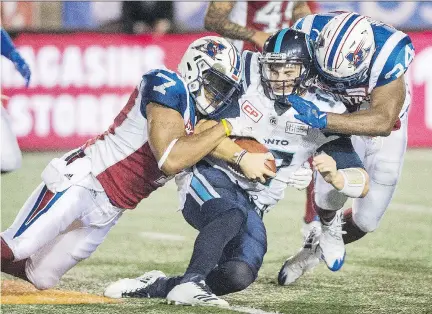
195 39 226 60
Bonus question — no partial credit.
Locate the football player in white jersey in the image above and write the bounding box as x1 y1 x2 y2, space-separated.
103 29 370 307
279 12 415 285
0 36 276 290
1 28 31 173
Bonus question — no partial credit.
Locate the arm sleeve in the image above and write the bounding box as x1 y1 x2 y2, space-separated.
318 137 364 170
1 28 17 59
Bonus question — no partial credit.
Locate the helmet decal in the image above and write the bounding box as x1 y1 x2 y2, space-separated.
178 36 242 116
195 39 227 60
345 38 372 69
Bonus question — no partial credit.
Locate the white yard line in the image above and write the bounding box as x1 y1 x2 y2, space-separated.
229 306 281 314
139 232 185 241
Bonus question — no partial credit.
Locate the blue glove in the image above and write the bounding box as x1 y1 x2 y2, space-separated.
10 50 31 87
288 94 328 129
1 29 31 87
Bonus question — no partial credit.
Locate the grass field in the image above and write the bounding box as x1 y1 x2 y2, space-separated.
1 150 432 314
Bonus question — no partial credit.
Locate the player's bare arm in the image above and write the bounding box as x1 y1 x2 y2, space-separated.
313 153 369 198
195 119 276 183
204 1 270 49
325 76 405 136
147 103 229 175
292 2 312 24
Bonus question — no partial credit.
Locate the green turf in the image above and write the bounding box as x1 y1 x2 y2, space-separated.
1 150 432 314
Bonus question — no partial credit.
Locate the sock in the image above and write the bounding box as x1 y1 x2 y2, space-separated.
317 207 337 225
342 208 367 244
145 276 183 298
1 259 29 281
1 237 14 261
1 237 29 282
304 159 318 224
182 209 246 282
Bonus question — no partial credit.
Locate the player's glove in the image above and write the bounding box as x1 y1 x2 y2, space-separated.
225 117 257 139
287 162 313 190
288 94 327 129
10 50 31 87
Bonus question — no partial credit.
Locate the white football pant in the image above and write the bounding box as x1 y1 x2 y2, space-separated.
314 115 408 233
1 163 124 290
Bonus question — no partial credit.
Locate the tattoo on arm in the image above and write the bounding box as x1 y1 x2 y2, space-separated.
292 1 312 23
205 1 256 41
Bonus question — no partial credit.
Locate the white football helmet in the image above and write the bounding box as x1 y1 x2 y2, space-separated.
314 12 375 89
178 36 243 115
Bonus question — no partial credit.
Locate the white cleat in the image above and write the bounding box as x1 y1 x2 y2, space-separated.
319 210 346 271
166 280 229 307
278 227 321 285
104 270 166 299
301 218 322 240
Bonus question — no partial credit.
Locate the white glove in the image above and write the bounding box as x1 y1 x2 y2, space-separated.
225 117 257 138
287 163 313 190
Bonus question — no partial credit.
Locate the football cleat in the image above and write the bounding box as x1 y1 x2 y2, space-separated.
166 280 229 307
319 210 346 271
104 270 166 299
278 227 321 285
301 216 322 240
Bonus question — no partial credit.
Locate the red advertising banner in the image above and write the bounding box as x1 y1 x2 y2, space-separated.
406 31 432 147
1 33 208 150
1 31 431 150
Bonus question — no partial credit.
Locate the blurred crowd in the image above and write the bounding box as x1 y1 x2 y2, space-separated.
2 1 431 34
2 1 188 34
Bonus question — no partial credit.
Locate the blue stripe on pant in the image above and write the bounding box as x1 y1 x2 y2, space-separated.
190 176 214 202
183 161 267 275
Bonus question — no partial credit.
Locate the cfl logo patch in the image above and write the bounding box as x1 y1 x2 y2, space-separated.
242 101 263 123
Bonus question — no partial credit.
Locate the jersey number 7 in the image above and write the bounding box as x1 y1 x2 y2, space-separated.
153 73 177 95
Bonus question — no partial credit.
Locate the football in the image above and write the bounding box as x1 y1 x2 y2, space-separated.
233 137 277 174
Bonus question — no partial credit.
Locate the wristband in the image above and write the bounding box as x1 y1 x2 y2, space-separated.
337 168 366 198
221 119 231 137
234 149 248 166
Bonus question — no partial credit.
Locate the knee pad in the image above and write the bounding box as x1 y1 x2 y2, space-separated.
225 261 256 290
372 159 401 186
207 260 255 295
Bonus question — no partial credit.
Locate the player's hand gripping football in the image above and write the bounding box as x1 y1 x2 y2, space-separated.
313 153 344 190
239 152 276 184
